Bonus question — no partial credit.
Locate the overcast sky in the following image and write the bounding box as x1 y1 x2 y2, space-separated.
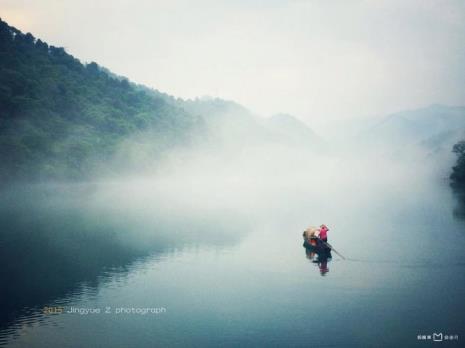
2 0 465 128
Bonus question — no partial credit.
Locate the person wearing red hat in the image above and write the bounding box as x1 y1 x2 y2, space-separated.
318 224 329 242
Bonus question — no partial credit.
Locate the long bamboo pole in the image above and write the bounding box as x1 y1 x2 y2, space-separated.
318 238 346 260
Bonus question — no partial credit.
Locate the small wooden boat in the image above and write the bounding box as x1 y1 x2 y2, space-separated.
303 236 331 252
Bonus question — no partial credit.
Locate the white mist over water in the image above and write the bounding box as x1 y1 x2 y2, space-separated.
83 119 446 250
2 140 464 348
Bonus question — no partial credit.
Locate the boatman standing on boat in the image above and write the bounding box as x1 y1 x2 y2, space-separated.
318 224 329 242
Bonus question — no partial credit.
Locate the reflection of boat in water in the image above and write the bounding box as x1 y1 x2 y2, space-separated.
303 237 332 276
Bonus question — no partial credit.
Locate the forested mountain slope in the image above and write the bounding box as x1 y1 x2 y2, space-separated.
0 19 202 181
0 18 322 182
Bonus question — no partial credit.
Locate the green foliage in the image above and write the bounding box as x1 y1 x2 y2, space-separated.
450 140 465 188
0 18 199 182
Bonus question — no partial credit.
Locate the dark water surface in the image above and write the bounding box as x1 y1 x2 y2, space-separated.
1 174 464 347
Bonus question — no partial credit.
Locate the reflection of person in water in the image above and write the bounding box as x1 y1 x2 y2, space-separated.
318 257 329 276
304 245 331 276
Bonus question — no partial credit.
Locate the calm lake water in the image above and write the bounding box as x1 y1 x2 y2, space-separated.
1 166 464 347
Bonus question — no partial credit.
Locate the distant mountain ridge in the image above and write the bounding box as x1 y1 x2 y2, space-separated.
4 17 460 183
266 113 323 148
356 104 465 159
0 18 320 182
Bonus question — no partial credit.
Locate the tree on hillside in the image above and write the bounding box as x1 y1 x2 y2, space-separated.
450 140 465 188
